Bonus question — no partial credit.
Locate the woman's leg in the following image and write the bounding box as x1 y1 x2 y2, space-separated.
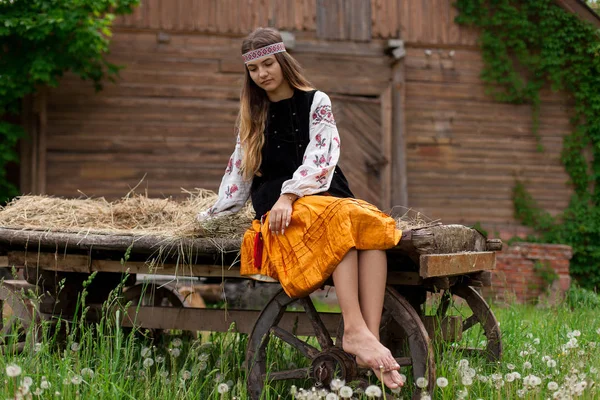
333 249 402 388
357 249 387 340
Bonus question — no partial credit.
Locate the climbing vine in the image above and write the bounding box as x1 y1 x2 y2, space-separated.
455 0 600 289
0 0 139 203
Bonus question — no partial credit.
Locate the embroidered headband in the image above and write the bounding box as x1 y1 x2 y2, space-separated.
242 42 286 64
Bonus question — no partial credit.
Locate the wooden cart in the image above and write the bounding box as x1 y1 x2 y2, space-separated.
0 224 502 399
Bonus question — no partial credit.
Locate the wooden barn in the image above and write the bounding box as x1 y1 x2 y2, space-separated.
17 0 600 237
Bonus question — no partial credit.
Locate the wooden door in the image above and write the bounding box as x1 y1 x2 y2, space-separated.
331 91 392 210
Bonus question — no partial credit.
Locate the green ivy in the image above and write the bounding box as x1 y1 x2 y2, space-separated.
0 0 139 203
455 0 600 289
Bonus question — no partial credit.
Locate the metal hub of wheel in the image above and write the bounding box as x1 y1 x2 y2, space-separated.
311 347 357 386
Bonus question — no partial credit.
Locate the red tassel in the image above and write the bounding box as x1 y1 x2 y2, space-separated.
253 231 263 270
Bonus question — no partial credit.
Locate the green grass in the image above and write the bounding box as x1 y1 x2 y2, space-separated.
1 285 599 399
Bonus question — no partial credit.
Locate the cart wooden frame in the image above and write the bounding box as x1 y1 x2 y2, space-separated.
0 225 502 399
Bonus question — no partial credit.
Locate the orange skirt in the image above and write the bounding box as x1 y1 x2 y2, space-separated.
240 196 402 298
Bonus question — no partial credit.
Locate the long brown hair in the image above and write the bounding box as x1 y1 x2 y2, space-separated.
238 27 314 180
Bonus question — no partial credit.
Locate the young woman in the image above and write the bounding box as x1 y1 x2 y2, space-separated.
198 27 404 389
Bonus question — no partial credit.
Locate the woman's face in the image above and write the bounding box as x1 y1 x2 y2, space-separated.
246 55 285 93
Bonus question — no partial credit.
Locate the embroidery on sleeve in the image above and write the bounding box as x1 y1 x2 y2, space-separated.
225 184 239 198
312 105 335 126
225 157 234 175
235 159 242 174
315 169 328 187
315 133 327 148
313 154 327 167
300 169 309 177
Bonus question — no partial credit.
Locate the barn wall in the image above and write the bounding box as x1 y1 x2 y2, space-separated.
44 29 392 206
402 46 574 236
40 0 578 236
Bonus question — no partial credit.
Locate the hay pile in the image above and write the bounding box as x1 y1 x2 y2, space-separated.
0 190 436 240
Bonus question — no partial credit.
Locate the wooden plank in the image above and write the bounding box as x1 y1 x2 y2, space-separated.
119 306 342 336
37 88 47 194
8 251 244 277
391 58 408 208
419 251 496 278
380 85 393 210
0 256 8 266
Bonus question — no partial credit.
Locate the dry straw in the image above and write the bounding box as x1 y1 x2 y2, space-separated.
0 190 437 240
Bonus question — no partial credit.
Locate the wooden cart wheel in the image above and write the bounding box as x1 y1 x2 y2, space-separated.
0 281 41 351
426 284 502 362
246 286 435 400
122 283 187 337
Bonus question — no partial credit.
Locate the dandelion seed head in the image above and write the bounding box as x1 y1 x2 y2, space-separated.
420 393 432 400
436 377 448 388
526 333 534 339
6 364 22 378
457 359 469 369
217 383 229 394
141 347 151 358
199 361 208 371
505 373 516 382
33 388 43 396
519 350 529 357
70 342 80 352
547 360 557 368
70 375 82 385
290 385 297 395
330 378 344 391
507 363 516 370
462 376 473 386
326 393 339 400
169 348 181 358
523 361 532 369
22 377 33 388
40 380 50 390
365 385 382 398
143 358 154 368
34 343 42 353
81 368 94 379
339 386 353 398
156 356 165 363
533 338 540 345
516 389 526 398
416 377 428 388
181 370 191 381
160 371 169 378
171 338 183 348
548 381 559 391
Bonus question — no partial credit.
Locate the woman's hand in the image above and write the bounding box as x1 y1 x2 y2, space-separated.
269 194 298 234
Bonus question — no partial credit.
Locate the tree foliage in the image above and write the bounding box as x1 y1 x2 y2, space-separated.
0 0 139 201
456 0 600 289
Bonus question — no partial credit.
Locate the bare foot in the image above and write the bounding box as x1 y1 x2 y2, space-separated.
356 356 405 389
342 327 400 372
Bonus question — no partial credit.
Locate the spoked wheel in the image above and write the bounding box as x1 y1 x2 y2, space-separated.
122 283 188 338
0 281 42 351
425 284 502 362
246 286 435 400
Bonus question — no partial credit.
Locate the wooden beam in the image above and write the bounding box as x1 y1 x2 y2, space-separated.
19 95 35 194
419 251 496 279
391 58 408 208
555 0 600 28
119 306 341 336
0 228 242 256
7 251 243 278
36 88 47 194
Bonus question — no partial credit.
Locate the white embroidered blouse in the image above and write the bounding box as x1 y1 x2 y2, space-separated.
198 91 341 220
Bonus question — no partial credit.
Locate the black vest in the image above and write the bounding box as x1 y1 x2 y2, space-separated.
250 89 354 219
